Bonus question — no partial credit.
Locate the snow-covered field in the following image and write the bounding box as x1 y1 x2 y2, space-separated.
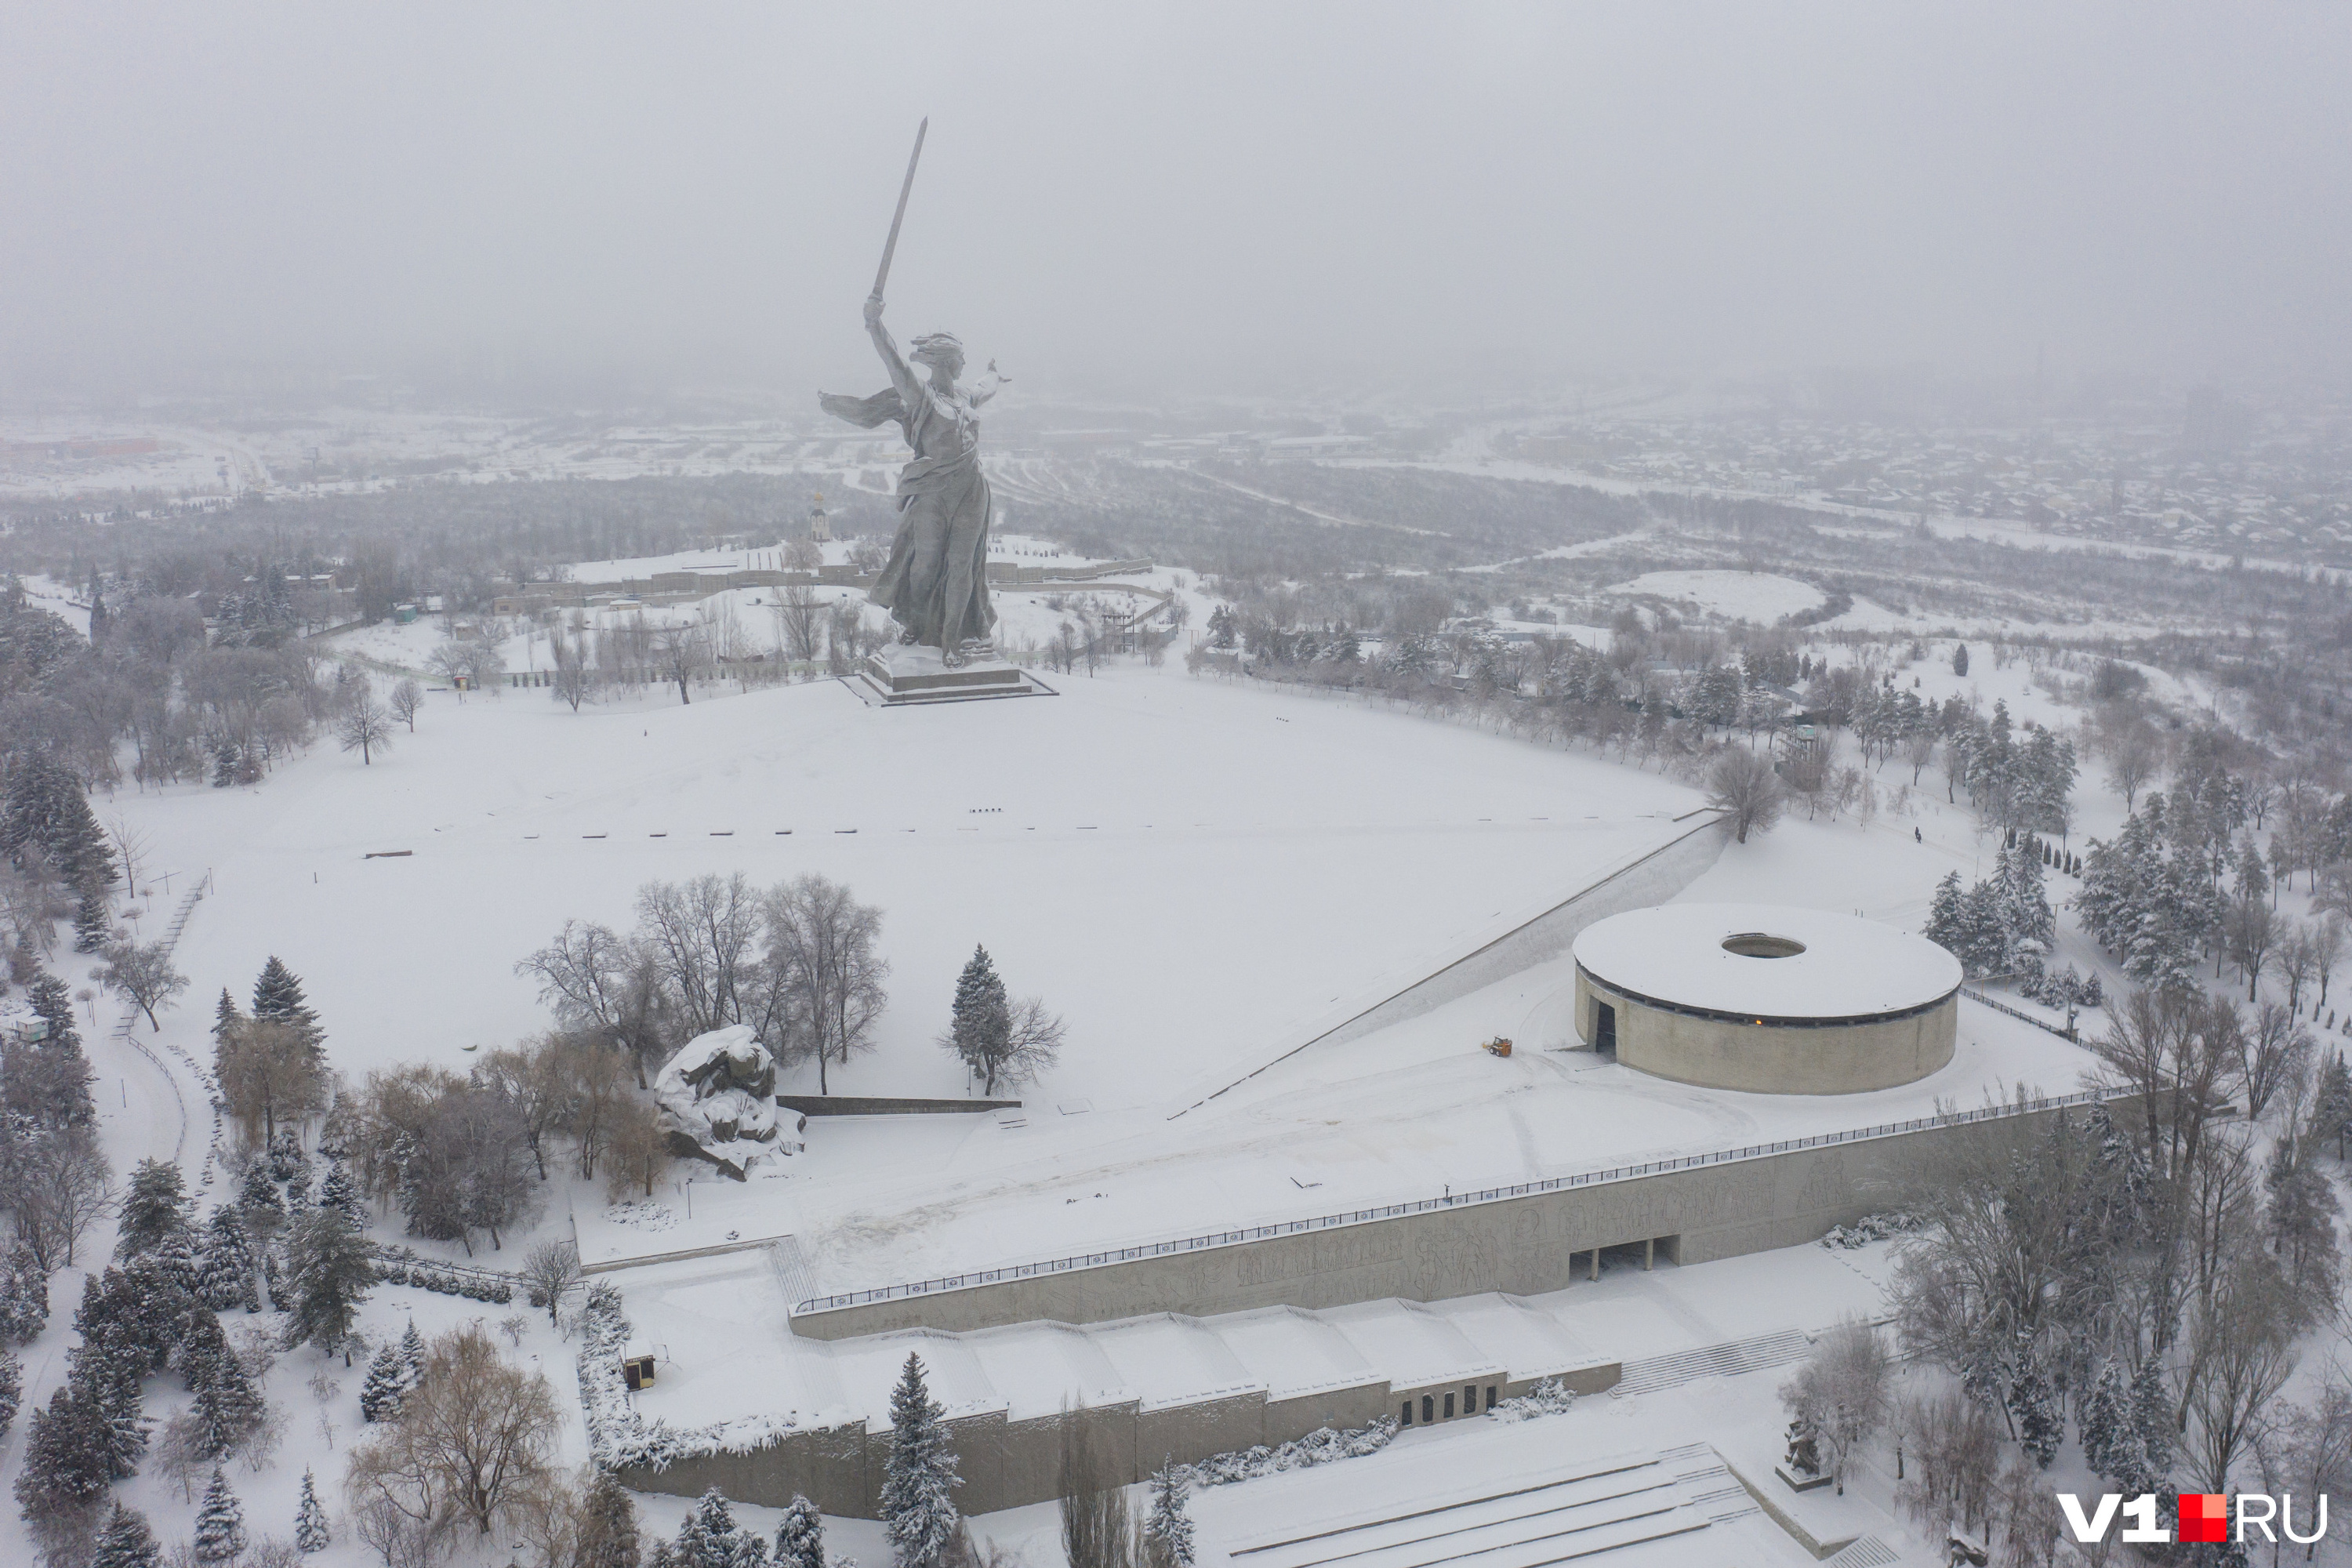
1607 569 1824 622
110 664 1700 1120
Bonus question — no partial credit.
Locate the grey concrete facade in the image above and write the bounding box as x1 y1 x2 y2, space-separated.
622 1101 2097 1517
1573 964 1959 1094
615 1344 1616 1519
787 1105 2032 1341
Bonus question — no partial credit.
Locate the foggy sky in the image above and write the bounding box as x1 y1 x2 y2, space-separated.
4 3 2347 401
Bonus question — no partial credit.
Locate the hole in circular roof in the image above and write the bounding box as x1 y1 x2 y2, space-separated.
1722 933 1806 959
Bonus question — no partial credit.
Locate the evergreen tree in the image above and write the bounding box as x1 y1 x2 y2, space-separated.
237 1157 285 1233
283 1207 372 1361
294 1468 330 1552
673 1489 742 1568
0 1344 19 1437
90 1501 162 1568
73 882 112 954
2317 1051 2352 1162
184 1308 264 1457
1142 1464 1195 1568
399 1318 425 1381
774 1497 824 1568
879 1353 962 1568
192 1468 247 1566
133 1229 202 1348
24 971 81 1052
117 1158 192 1260
2009 1366 2063 1468
196 1207 260 1313
12 1384 113 1523
578 1468 642 1568
1957 877 2007 977
267 1127 304 1182
1922 871 1966 958
2129 1359 2175 1484
1996 842 2056 973
0 754 115 888
2078 1362 2132 1486
0 1241 50 1343
251 957 324 1058
318 1158 361 1220
1951 643 1969 677
359 1341 409 1422
284 1157 313 1214
945 946 1012 1094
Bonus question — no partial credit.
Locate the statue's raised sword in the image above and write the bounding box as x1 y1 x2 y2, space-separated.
871 118 928 300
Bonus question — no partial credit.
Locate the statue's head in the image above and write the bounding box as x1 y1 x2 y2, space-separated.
909 332 965 383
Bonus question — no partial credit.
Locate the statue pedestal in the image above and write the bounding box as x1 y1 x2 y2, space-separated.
847 646 1058 707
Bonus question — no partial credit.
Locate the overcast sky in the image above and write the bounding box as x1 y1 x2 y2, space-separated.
3 3 2345 400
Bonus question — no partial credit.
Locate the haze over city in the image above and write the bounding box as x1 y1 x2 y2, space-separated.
5 3 2349 397
7 8 2352 1568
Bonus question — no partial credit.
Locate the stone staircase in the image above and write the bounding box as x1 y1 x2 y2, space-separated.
1610 1327 1813 1397
1222 1445 1750 1566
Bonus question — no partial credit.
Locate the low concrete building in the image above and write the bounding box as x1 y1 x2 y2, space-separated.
1571 905 1961 1094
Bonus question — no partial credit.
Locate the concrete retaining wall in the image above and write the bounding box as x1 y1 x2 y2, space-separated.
615 1352 1616 1518
778 1095 1022 1118
786 1102 2060 1341
1182 814 1731 1114
1306 814 1731 1057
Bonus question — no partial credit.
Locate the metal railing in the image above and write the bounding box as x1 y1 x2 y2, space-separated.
791 1083 2126 1316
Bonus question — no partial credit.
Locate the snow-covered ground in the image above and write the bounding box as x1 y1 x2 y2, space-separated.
1607 569 1824 622
107 663 1700 1120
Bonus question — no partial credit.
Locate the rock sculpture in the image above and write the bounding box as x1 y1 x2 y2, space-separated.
654 1025 805 1180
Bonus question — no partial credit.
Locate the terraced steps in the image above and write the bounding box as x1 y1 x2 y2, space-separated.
1610 1328 1813 1397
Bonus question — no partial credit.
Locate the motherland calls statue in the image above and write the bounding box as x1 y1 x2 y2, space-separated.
818 119 1012 671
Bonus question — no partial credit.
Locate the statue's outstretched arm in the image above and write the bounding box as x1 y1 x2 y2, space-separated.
865 296 921 406
969 358 1010 408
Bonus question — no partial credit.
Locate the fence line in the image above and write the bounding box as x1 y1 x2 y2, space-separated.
792 1083 2125 1315
1961 986 2078 1040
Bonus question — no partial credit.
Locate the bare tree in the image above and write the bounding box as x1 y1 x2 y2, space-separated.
771 584 824 670
1706 746 1784 844
345 1324 560 1538
513 921 666 1084
1778 1319 1890 1495
548 630 596 713
2278 921 2318 1015
2238 1002 2310 1126
652 624 710 705
94 937 189 1030
2 1130 111 1268
338 690 395 765
601 1096 670 1200
2185 1261 2301 1495
634 873 766 1040
518 1240 579 1328
2229 896 2278 1002
2315 913 2347 1013
2104 725 2160 811
1000 997 1067 1091
1061 1401 1138 1568
105 815 151 895
1896 1386 2000 1542
216 1016 329 1146
764 874 889 1095
387 679 423 732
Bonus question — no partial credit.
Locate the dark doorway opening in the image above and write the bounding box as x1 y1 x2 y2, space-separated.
1595 1002 1617 1058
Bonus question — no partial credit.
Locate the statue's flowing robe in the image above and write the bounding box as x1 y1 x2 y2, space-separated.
818 379 996 652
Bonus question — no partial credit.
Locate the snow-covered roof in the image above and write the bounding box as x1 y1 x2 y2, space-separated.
1572 904 1960 1021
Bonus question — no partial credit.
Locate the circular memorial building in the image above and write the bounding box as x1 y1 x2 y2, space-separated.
1570 904 1962 1094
